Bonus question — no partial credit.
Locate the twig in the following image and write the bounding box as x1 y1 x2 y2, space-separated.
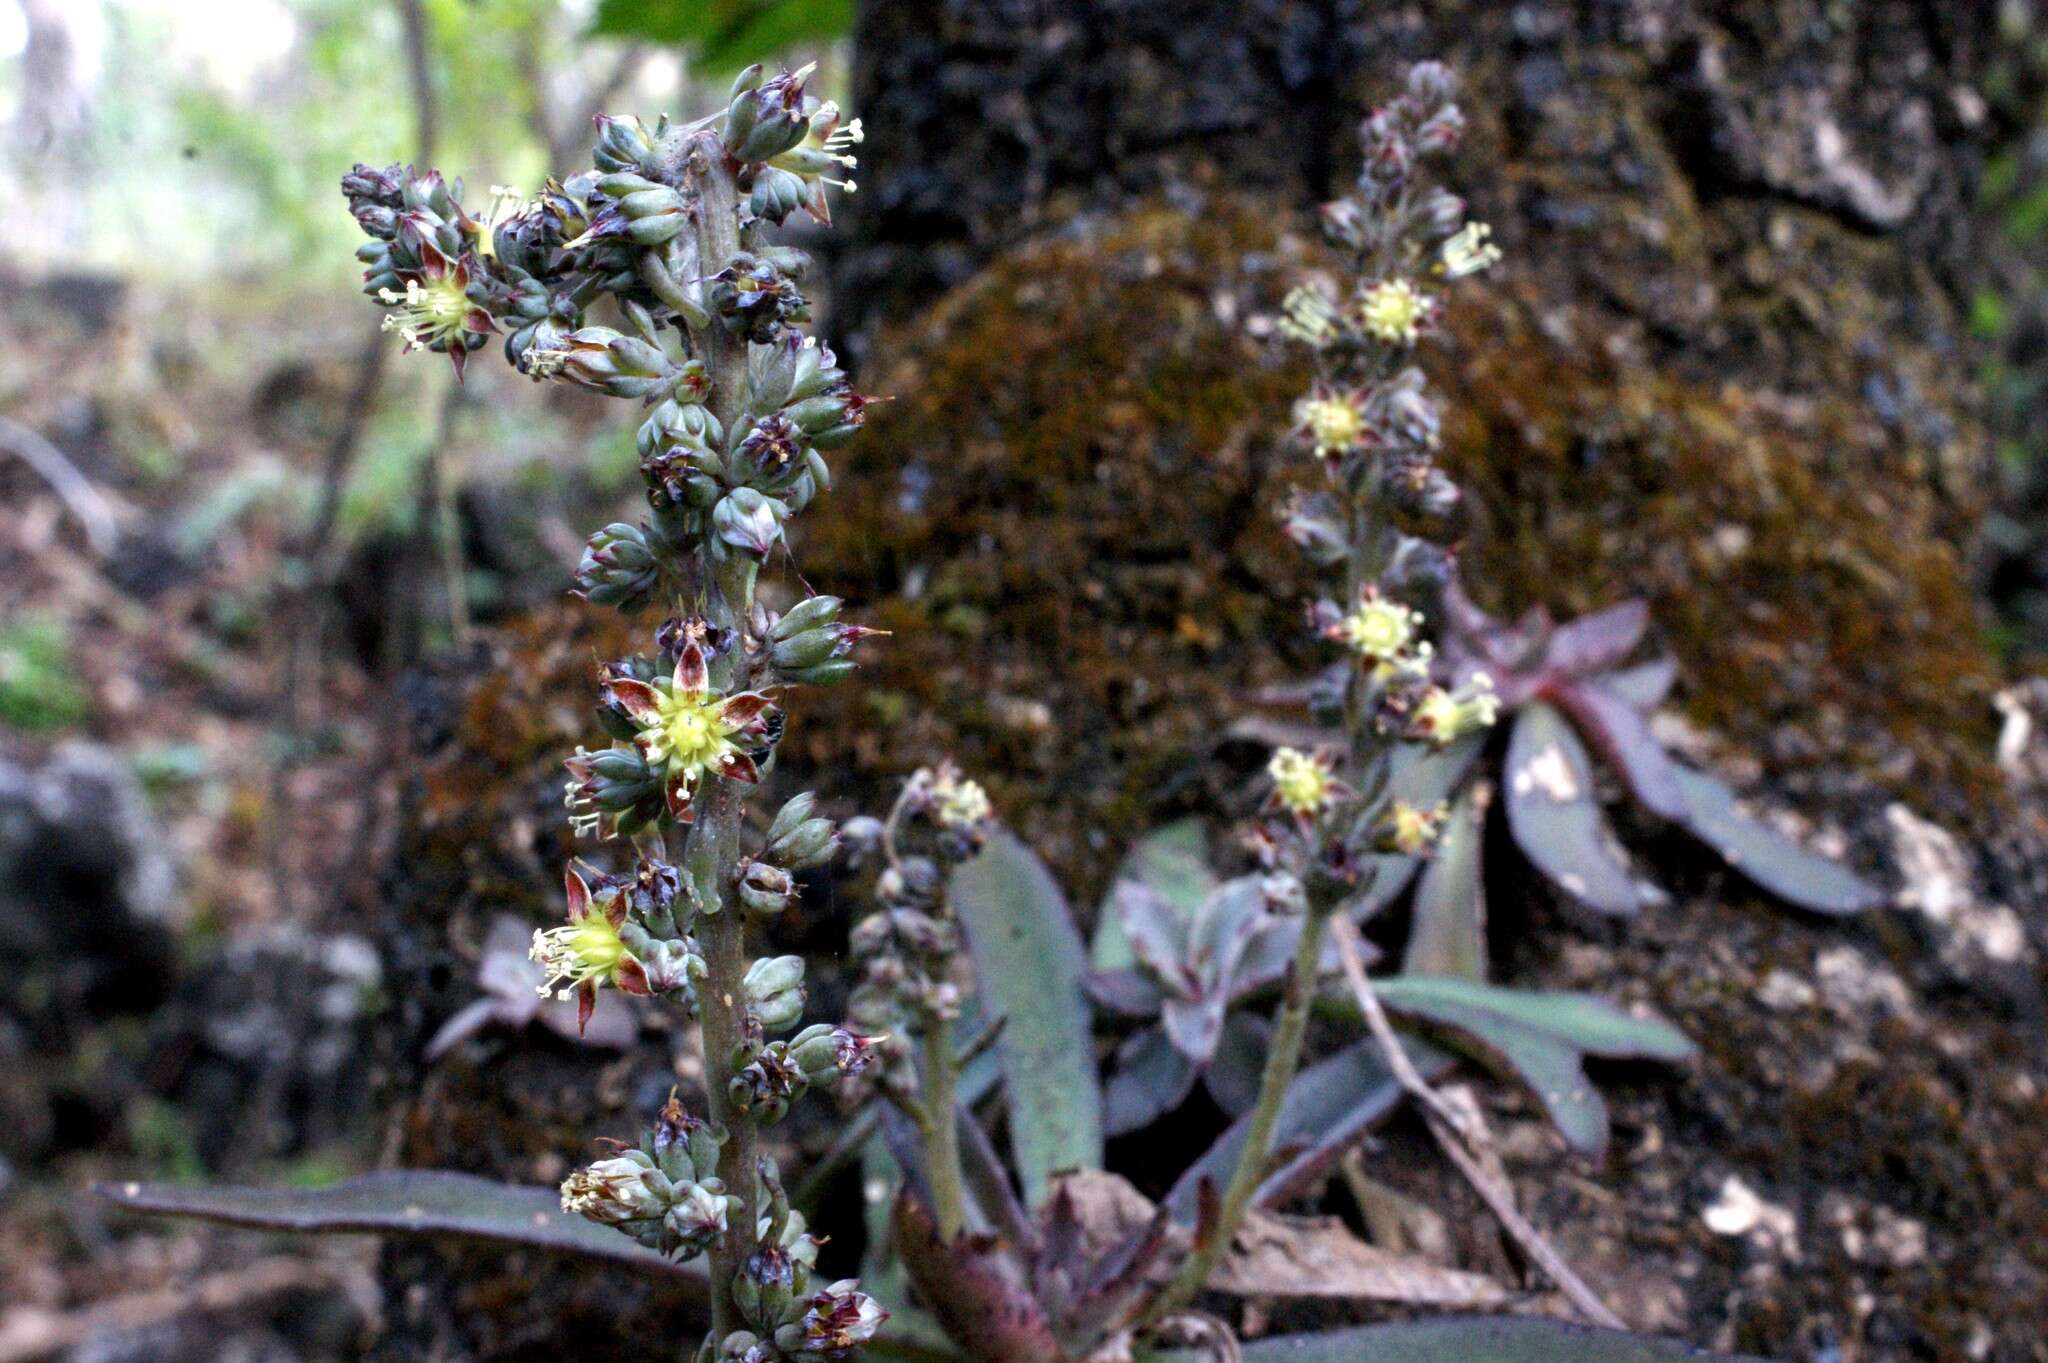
1328 917 1627 1331
0 414 117 555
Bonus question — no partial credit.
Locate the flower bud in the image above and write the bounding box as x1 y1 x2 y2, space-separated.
726 64 817 163
574 522 662 613
617 186 690 246
764 813 838 871
594 113 663 176
786 1281 887 1358
563 744 665 838
708 252 809 342
560 1152 668 1225
734 412 807 487
714 487 787 558
1319 198 1366 250
524 325 692 400
738 859 797 916
637 397 724 461
788 1024 880 1086
663 1180 732 1256
744 955 807 1032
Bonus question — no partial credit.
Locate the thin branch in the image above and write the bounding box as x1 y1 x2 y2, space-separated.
0 414 118 555
1328 917 1626 1331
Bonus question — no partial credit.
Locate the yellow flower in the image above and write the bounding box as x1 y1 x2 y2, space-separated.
1295 393 1367 459
1357 278 1428 345
1333 588 1424 662
932 769 992 828
1412 673 1501 746
1386 801 1449 856
1268 747 1336 817
377 272 472 349
529 868 651 1031
602 639 776 824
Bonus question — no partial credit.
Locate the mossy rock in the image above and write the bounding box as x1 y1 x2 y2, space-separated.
796 196 2001 904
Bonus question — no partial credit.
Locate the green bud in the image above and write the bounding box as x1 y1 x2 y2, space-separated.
713 487 786 558
769 596 841 641
594 113 662 176
777 657 856 688
743 955 806 1032
574 521 662 612
770 627 841 671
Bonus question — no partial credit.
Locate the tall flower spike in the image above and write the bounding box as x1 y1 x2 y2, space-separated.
602 639 779 823
531 867 652 1032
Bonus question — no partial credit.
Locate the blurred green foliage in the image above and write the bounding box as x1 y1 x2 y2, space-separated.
0 614 89 733
591 0 852 74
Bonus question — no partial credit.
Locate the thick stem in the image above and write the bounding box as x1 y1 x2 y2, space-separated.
1141 905 1331 1326
681 127 758 1345
920 1016 969 1242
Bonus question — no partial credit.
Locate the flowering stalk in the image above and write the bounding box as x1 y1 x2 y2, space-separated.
843 764 995 1244
1142 59 1503 1331
345 63 884 1363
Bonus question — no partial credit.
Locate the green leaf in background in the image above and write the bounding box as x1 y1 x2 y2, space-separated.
1503 702 1648 917
1670 765 1884 916
1400 786 1487 980
95 1171 705 1282
1092 817 1215 970
950 829 1104 1206
1369 975 1695 1157
591 0 855 74
0 614 88 733
1165 1316 1770 1362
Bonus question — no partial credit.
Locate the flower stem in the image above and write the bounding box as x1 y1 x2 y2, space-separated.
920 1015 969 1242
682 127 757 1344
1141 904 1330 1326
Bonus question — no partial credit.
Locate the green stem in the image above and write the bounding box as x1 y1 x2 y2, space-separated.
680 126 757 1346
1141 905 1331 1326
920 1015 969 1242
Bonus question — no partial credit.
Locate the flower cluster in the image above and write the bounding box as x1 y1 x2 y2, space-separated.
560 1094 734 1259
347 61 886 1360
841 764 993 1101
1260 61 1505 879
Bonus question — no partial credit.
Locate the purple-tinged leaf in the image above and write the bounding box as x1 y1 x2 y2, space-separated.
1401 786 1487 980
1672 764 1884 915
1092 819 1214 971
894 1190 1060 1363
1599 656 1679 712
1201 1011 1269 1119
1160 994 1226 1063
1504 703 1649 917
1103 1026 1199 1136
94 1172 705 1282
951 830 1103 1204
1220 1316 1769 1362
1163 1037 1450 1223
1541 598 1650 679
1115 880 1193 990
1369 975 1693 1157
1082 967 1166 1018
1548 680 1688 821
